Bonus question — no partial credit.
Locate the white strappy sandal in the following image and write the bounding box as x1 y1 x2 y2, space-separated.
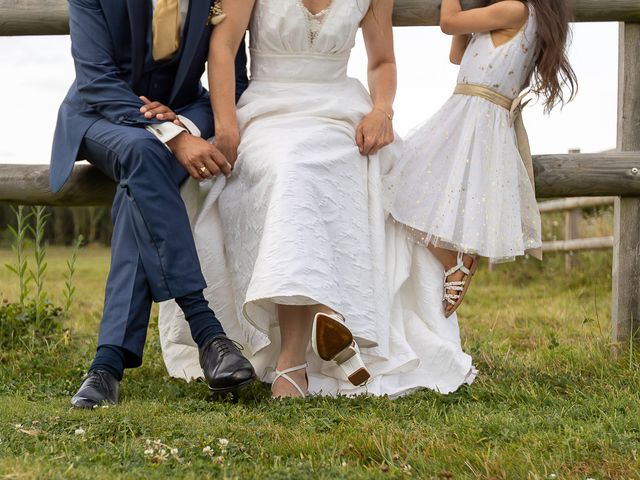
312 312 371 386
443 251 478 318
272 363 308 399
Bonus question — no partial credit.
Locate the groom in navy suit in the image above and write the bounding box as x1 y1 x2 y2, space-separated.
50 0 255 408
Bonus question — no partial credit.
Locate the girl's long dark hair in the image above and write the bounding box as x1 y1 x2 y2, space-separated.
525 0 578 113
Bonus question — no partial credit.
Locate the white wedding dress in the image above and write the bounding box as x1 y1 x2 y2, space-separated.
158 0 476 397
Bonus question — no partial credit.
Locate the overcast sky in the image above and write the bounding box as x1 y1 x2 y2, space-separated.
0 22 618 165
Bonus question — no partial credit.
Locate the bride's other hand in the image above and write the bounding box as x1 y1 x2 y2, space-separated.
359 0 396 157
214 129 240 167
356 109 394 156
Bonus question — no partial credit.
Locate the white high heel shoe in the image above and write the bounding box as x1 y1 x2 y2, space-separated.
272 363 308 399
312 312 371 386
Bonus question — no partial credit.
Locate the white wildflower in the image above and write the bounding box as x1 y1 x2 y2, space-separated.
203 446 213 455
170 448 178 455
74 428 86 436
144 448 154 456
218 438 229 447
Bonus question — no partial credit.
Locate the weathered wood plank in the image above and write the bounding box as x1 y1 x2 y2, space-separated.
533 152 640 198
542 236 614 253
1 153 640 206
2 0 640 35
563 208 581 271
0 163 114 207
0 0 69 36
392 0 640 26
538 196 614 213
612 23 640 344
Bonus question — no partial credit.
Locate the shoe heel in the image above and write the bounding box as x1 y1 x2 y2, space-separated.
334 342 370 386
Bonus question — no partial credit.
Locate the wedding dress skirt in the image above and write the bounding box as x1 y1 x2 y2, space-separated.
158 0 475 397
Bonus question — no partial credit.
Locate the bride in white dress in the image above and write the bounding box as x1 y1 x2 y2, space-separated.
159 0 476 398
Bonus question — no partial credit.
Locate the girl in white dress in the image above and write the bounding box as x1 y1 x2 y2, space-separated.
157 0 476 399
385 0 577 317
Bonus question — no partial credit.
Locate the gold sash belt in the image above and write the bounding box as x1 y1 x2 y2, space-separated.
453 83 534 189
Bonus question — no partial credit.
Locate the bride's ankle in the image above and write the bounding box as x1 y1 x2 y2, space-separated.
276 358 307 371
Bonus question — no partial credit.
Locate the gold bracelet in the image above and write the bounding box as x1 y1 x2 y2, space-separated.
374 107 394 121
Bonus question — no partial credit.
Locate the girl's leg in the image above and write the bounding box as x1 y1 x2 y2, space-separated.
427 244 477 316
272 305 314 398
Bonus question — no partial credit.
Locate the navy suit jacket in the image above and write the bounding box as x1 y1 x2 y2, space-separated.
50 0 248 193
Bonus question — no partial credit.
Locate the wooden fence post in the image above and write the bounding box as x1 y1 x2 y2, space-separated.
612 22 640 343
564 149 582 272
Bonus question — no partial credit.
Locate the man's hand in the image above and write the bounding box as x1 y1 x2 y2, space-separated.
167 132 232 180
140 96 185 127
213 129 241 167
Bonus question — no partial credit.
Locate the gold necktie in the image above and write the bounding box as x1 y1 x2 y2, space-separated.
152 0 181 61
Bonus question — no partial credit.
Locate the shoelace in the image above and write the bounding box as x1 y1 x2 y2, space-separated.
84 371 113 394
212 337 244 357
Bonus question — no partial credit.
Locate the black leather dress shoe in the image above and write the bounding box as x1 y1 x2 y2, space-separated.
199 336 256 393
71 370 119 409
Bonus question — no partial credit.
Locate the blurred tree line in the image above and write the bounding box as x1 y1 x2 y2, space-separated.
0 205 112 247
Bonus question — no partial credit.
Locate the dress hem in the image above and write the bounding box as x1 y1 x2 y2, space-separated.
389 213 542 264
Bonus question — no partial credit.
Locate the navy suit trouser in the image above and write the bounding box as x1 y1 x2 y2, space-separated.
79 118 207 367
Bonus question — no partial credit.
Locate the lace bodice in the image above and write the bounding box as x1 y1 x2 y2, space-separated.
249 0 369 59
457 6 538 98
299 1 332 46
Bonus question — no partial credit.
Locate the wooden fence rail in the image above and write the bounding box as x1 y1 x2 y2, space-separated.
538 197 615 213
1 0 640 35
538 196 614 271
542 237 614 254
2 153 640 207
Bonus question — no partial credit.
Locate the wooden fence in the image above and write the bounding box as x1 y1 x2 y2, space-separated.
1 0 639 344
539 196 614 271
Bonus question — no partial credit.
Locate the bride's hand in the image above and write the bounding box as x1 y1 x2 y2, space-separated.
214 129 241 168
355 108 394 156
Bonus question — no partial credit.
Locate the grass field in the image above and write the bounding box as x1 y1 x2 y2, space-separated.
0 241 639 479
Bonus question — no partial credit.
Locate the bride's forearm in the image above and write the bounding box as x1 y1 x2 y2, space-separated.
368 62 397 116
208 48 240 138
361 0 396 118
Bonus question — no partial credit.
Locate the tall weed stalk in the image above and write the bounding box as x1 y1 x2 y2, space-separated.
5 206 32 306
30 206 49 328
63 235 83 318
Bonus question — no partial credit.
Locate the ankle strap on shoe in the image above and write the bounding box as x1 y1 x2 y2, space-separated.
274 363 308 398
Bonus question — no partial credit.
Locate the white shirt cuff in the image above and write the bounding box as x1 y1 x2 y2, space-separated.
146 122 187 151
145 115 202 152
177 115 201 138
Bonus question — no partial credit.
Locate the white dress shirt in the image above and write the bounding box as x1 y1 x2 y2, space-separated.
146 0 202 148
